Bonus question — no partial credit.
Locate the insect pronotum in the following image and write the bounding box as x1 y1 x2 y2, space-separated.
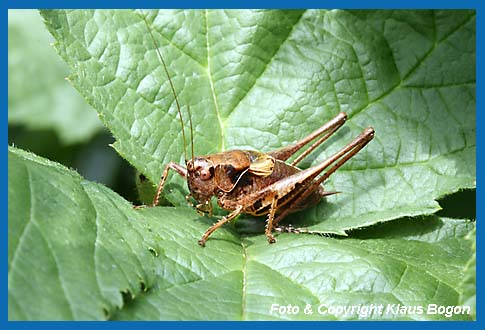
139 14 375 246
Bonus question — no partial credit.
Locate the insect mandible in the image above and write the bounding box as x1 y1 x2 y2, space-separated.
138 15 375 246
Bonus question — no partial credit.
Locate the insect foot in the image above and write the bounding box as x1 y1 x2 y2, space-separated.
267 235 276 244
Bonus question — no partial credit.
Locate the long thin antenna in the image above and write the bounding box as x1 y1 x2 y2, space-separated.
187 104 195 162
141 13 188 161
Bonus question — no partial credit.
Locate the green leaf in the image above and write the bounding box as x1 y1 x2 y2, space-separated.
8 146 474 320
41 9 475 234
8 9 102 145
11 10 475 320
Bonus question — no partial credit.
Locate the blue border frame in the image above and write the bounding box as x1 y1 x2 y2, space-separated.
4 0 480 329
2 0 479 10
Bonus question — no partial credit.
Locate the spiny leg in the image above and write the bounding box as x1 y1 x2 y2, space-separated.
274 225 334 237
198 205 243 247
265 194 279 244
273 127 375 225
269 112 347 162
151 162 187 207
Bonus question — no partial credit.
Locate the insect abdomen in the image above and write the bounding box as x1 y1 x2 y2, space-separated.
218 159 322 216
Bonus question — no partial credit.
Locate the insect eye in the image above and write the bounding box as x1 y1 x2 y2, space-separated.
199 168 212 181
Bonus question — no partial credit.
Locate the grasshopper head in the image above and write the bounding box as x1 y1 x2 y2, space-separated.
186 157 217 204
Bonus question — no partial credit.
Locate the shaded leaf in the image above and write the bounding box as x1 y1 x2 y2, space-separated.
8 9 102 145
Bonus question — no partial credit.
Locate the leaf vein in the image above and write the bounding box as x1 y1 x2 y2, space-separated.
32 215 75 318
240 241 248 320
225 11 306 123
204 10 225 151
8 161 32 278
334 239 464 290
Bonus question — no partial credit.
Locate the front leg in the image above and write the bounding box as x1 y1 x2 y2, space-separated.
198 205 243 247
151 162 187 207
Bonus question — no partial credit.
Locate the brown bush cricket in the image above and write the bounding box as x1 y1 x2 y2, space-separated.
139 16 375 246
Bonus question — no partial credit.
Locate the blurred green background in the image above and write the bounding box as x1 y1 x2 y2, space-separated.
8 9 475 218
8 9 138 202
